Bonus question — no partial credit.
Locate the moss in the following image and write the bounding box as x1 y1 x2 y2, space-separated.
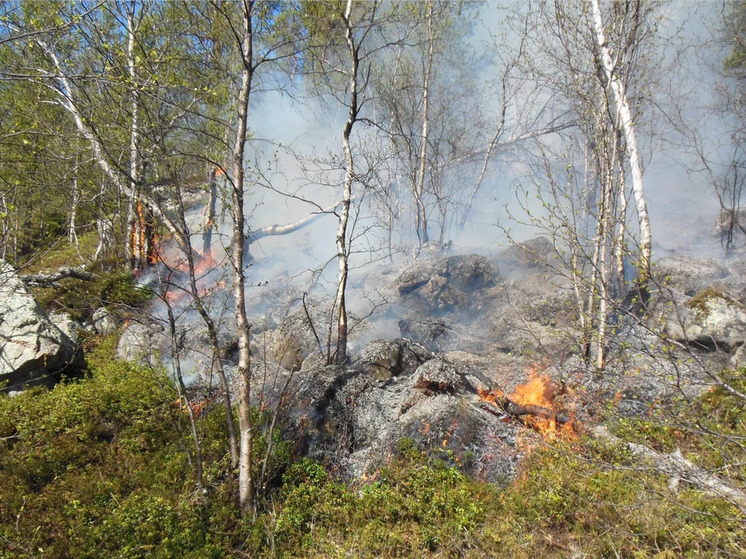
686 286 744 317
34 270 152 323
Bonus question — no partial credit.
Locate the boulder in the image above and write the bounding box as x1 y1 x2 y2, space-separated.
664 287 746 352
0 261 79 390
352 338 433 382
117 320 171 366
393 254 497 312
498 236 555 271
91 307 117 336
286 340 523 483
271 302 328 372
653 256 729 296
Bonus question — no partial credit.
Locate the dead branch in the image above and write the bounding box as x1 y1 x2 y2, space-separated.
21 267 96 288
593 426 746 512
478 397 573 426
249 198 346 243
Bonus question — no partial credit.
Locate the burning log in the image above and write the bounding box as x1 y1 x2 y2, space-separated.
477 370 578 438
478 396 574 427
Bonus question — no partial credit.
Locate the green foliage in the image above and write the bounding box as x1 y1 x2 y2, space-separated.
268 450 489 558
35 270 152 322
2 339 745 558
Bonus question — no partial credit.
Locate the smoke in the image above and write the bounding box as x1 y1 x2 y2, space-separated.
138 1 740 386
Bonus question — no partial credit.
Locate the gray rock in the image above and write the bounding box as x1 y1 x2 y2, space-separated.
286 342 523 483
49 312 81 346
664 287 746 351
498 236 555 272
653 256 729 296
0 261 78 390
91 307 117 336
352 338 433 382
117 320 170 366
393 254 497 312
412 358 467 394
271 302 328 372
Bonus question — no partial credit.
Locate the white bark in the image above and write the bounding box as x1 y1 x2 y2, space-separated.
590 0 651 284
414 0 435 247
126 4 142 269
34 38 187 256
593 426 746 513
232 0 255 515
333 0 357 365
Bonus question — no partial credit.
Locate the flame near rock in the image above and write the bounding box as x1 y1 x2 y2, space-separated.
478 367 576 440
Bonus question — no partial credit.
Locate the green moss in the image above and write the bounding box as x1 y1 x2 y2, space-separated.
35 270 152 323
686 286 744 318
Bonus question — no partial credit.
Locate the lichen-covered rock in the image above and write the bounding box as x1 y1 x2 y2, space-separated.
91 307 117 336
285 342 523 483
664 287 746 351
0 261 78 390
352 338 433 382
117 320 170 366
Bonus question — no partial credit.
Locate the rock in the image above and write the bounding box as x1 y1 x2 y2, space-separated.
271 302 328 372
497 236 555 273
352 338 433 382
664 287 746 351
398 317 449 351
0 261 79 390
117 320 171 366
91 307 117 336
285 344 523 483
732 344 746 369
412 358 468 395
715 207 746 241
653 256 729 296
49 312 81 346
393 254 497 312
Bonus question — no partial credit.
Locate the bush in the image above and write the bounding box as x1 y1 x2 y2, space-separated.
35 270 152 322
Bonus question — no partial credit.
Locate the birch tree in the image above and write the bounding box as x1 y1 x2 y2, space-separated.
511 0 662 367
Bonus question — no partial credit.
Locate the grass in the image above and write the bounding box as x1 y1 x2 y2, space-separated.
1 358 745 557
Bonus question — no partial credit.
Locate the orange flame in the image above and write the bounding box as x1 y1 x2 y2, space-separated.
480 367 577 440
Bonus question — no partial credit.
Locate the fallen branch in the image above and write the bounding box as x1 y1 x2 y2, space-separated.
593 425 746 512
479 397 573 425
477 391 574 426
249 198 351 243
21 267 96 288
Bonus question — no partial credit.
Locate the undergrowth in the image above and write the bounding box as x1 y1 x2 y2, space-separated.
1 342 744 558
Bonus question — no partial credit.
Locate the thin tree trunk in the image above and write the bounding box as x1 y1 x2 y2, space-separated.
166 304 204 492
590 0 651 286
68 155 81 258
333 0 358 366
34 38 188 256
126 3 142 270
203 167 218 258
414 0 435 248
231 0 255 515
175 182 240 469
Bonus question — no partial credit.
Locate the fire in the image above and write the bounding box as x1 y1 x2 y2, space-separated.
479 367 577 440
192 251 218 277
511 372 554 409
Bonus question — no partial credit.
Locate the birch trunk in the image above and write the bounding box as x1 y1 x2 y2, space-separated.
126 4 142 269
590 0 651 286
34 38 188 256
333 0 358 365
232 0 255 515
203 167 218 258
414 0 435 248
